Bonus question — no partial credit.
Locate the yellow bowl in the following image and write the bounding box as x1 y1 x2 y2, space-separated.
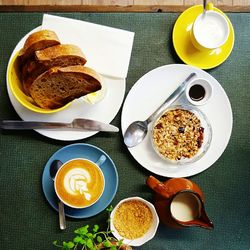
7 52 71 114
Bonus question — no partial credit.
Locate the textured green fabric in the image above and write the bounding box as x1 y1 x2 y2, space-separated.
0 12 250 250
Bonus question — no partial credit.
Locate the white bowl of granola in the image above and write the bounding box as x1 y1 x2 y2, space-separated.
151 105 212 164
110 197 159 247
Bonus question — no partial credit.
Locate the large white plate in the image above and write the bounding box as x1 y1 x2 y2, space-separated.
6 27 125 141
121 64 233 177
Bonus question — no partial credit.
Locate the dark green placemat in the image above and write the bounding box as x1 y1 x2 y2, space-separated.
0 12 250 250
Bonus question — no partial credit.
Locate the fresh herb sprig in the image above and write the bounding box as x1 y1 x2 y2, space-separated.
53 206 130 250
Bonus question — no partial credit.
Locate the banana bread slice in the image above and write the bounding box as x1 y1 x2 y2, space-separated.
29 65 102 109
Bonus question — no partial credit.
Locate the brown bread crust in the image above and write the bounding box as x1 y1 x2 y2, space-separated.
22 44 87 95
21 60 46 95
18 30 60 63
35 44 87 66
29 66 102 109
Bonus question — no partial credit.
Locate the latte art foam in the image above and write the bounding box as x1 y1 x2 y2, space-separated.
64 168 92 200
55 159 105 208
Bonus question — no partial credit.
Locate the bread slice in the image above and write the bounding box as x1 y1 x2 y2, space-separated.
21 60 47 95
18 30 60 63
22 44 87 95
35 44 87 67
29 66 102 109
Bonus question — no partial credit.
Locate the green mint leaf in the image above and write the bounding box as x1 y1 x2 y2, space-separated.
53 204 122 249
97 235 102 243
52 240 58 245
103 240 112 248
73 236 82 243
67 242 75 249
92 224 99 233
74 228 81 234
118 240 123 246
79 239 86 245
106 205 113 212
86 232 93 238
86 239 94 248
75 225 89 236
62 241 75 249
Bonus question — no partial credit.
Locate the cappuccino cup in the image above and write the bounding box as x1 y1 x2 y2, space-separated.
54 157 105 209
191 3 230 50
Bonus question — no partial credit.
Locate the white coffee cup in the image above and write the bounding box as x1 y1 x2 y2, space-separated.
191 3 230 50
54 156 106 209
185 78 213 106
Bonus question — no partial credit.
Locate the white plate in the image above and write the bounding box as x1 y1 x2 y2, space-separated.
121 64 233 177
6 27 125 141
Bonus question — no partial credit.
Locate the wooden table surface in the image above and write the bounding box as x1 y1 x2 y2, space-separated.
0 0 249 12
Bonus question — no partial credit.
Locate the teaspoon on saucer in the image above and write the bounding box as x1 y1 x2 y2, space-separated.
123 72 196 148
50 160 66 230
203 0 207 14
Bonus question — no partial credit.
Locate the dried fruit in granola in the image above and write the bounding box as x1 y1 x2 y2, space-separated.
152 108 204 161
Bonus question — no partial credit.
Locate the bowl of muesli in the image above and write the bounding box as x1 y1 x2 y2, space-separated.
151 105 212 164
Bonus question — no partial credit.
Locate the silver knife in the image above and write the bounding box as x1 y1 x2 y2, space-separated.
0 118 119 132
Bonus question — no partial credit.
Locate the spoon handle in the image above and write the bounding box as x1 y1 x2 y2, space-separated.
58 200 66 230
146 72 196 123
203 0 207 12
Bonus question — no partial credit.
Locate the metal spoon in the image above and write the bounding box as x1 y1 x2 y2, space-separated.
50 160 66 230
123 73 196 148
203 0 207 14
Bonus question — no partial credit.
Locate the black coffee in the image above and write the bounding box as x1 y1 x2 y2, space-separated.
189 84 205 101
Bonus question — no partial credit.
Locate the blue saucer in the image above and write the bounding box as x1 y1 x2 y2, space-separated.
42 143 118 218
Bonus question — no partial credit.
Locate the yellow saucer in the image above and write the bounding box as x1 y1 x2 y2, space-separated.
173 5 234 69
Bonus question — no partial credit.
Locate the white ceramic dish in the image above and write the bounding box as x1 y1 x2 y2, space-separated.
6 26 126 141
121 64 233 177
110 197 159 247
185 77 213 106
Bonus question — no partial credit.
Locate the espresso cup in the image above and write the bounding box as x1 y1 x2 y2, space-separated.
191 3 230 50
54 157 105 209
185 78 213 106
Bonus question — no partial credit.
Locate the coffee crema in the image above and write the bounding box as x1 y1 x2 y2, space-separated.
55 159 105 208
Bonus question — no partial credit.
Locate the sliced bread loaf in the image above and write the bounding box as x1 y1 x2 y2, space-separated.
21 60 47 95
29 66 102 109
18 29 60 63
35 44 87 67
22 44 87 95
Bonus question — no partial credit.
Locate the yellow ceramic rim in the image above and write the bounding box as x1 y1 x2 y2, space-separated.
7 52 71 114
172 4 235 69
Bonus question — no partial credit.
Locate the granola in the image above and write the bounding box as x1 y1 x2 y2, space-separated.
152 108 204 161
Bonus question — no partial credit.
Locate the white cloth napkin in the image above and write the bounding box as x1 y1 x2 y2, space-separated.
42 14 134 79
